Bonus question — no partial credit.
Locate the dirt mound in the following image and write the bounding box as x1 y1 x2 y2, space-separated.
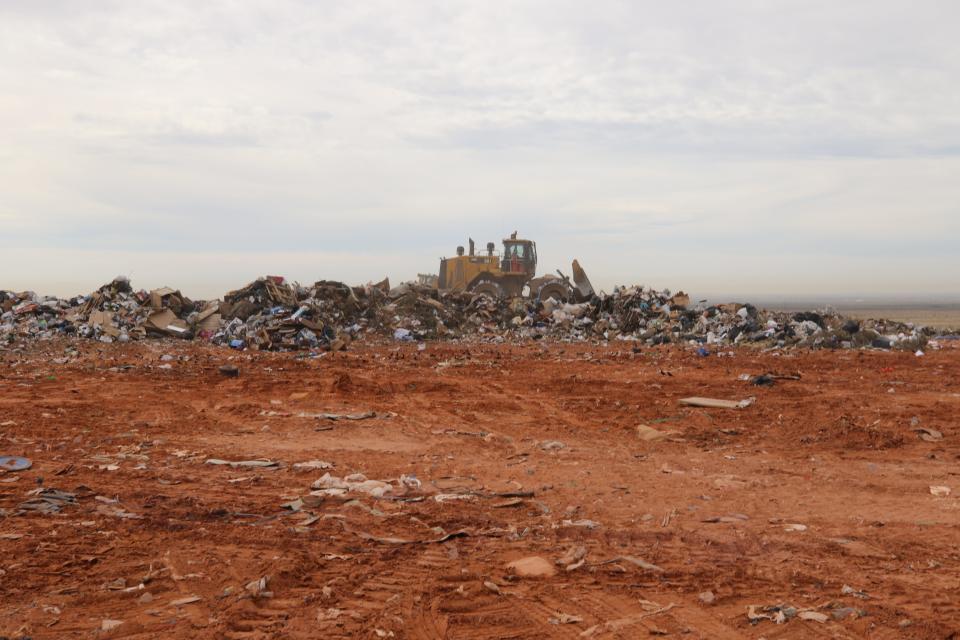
802 415 906 450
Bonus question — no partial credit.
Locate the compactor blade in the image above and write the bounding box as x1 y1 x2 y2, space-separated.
571 259 595 300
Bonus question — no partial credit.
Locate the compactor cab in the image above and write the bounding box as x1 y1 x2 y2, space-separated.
501 235 537 278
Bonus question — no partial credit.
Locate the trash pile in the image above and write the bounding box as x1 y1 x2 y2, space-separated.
546 286 935 351
0 276 216 345
1 276 941 351
213 276 465 350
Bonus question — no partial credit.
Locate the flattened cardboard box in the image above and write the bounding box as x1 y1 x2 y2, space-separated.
145 309 188 336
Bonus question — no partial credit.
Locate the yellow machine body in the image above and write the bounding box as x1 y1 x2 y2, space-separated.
437 235 536 298
434 232 594 302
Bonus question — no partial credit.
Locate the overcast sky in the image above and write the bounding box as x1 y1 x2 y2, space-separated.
2 1 959 300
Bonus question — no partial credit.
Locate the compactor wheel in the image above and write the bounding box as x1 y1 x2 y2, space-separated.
470 277 504 300
535 280 571 304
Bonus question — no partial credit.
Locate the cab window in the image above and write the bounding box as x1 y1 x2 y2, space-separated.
504 243 526 258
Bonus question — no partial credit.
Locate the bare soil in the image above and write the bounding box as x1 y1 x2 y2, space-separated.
1 340 959 639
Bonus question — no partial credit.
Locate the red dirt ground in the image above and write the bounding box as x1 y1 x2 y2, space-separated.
1 339 958 639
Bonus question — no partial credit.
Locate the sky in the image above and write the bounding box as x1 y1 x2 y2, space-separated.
2 0 959 301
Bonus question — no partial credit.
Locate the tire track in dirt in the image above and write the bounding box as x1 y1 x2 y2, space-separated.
304 543 451 638
5 341 960 638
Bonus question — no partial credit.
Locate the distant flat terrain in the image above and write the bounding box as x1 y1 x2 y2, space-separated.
837 307 960 331
762 304 960 331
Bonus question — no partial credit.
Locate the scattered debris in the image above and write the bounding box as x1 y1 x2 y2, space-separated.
752 374 776 386
749 371 802 386
205 459 280 468
831 606 866 621
96 504 144 520
559 518 600 529
549 612 584 625
579 603 677 637
914 427 943 442
679 397 756 409
346 527 470 546
245 576 272 598
292 460 335 471
299 411 378 422
702 514 750 523
798 610 829 623
317 608 342 621
712 476 748 490
930 485 951 497
0 456 32 471
18 488 77 514
218 364 240 377
399 474 422 491
747 603 797 624
841 584 870 599
556 545 588 571
540 440 566 451
593 555 664 573
311 472 393 498
101 619 124 631
635 425 678 441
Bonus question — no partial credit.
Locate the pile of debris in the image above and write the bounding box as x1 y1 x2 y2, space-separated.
215 277 363 351
1 276 941 352
0 277 216 344
524 286 933 351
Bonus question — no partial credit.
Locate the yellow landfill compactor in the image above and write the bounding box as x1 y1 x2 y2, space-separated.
435 232 595 302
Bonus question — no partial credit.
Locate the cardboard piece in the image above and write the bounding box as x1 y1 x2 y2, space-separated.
87 310 120 337
150 287 178 309
145 309 189 336
636 424 678 441
198 313 221 334
679 397 755 410
87 310 113 327
197 302 221 333
197 303 219 321
670 292 691 309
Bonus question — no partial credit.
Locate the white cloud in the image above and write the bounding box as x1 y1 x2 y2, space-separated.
1 0 958 299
